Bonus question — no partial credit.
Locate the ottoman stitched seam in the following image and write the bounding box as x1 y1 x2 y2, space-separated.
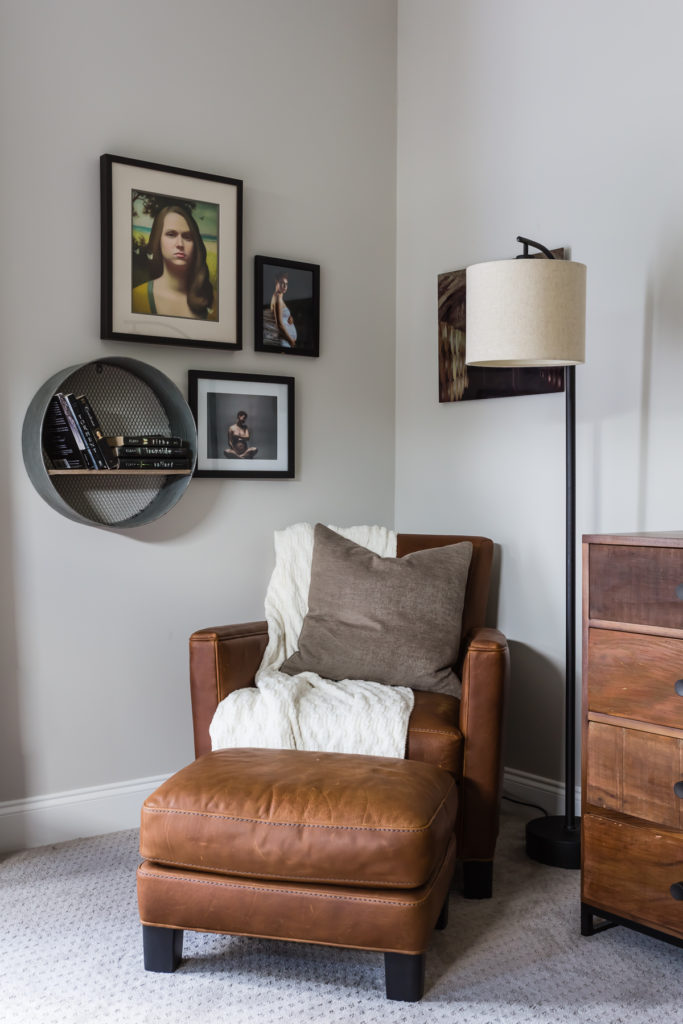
144 777 455 832
145 807 435 832
409 728 459 737
138 868 438 907
138 854 424 886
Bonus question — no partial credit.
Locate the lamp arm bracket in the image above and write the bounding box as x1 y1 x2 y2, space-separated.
516 235 556 260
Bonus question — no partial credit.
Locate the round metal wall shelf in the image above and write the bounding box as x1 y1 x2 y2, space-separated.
22 357 197 529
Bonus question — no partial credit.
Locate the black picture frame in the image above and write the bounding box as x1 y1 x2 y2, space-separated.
188 370 295 479
101 154 243 350
254 255 320 357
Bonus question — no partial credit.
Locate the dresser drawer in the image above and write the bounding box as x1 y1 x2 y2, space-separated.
588 543 683 629
585 721 683 828
582 814 683 939
586 628 683 728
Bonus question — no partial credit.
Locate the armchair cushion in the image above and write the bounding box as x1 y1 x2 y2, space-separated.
281 525 473 696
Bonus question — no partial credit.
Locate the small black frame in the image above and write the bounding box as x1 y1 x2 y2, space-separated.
188 370 295 479
254 255 320 357
101 154 243 350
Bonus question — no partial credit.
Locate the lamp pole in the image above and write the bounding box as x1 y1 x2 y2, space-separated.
565 362 577 831
524 359 580 866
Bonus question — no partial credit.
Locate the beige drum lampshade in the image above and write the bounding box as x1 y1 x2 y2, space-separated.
465 258 587 367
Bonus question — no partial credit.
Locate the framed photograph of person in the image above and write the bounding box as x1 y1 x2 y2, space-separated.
101 154 243 350
188 370 295 479
254 255 320 357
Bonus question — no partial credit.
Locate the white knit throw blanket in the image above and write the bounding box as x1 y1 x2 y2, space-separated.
209 523 415 757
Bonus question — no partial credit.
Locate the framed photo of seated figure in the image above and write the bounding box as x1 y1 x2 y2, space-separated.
254 255 320 357
188 370 295 479
101 154 243 350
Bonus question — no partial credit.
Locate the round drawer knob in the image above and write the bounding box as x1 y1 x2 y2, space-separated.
670 882 683 901
675 782 683 799
675 680 683 697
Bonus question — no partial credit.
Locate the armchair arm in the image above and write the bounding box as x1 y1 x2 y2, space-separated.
189 621 269 758
457 626 510 862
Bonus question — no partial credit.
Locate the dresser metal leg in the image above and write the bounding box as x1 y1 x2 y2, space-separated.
581 902 595 936
581 902 617 937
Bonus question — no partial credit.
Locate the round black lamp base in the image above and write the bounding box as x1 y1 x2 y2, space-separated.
526 815 581 869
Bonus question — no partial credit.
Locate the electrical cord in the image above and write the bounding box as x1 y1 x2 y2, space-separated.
502 793 549 817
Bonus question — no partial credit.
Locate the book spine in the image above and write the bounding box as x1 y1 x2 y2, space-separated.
70 398 107 469
49 457 83 469
75 395 118 468
116 459 190 470
56 394 98 469
104 435 187 448
113 445 189 458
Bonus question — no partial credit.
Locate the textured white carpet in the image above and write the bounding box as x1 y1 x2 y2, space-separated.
2 809 682 1024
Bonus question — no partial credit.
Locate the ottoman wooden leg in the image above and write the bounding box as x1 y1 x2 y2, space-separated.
384 952 425 1001
143 924 183 972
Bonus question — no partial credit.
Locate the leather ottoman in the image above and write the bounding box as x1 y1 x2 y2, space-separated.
137 748 458 1001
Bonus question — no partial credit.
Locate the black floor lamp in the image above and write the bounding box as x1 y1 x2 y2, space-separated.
465 237 587 869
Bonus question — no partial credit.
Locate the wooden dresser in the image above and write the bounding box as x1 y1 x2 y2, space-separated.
582 532 683 944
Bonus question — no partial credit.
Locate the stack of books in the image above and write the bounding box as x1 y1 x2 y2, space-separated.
42 393 192 471
105 436 192 470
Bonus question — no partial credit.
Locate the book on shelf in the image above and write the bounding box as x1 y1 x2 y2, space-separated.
67 394 109 469
116 458 191 470
104 435 188 448
55 393 101 469
42 395 85 469
112 445 189 458
74 394 118 468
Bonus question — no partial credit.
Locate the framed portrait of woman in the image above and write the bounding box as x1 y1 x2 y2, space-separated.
101 154 243 350
254 255 320 357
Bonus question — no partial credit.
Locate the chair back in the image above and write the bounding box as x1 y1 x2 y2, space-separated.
396 534 493 662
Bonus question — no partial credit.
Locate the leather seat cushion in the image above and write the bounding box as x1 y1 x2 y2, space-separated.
406 690 463 775
140 748 458 890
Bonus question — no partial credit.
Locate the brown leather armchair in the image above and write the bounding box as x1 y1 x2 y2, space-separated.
189 533 509 899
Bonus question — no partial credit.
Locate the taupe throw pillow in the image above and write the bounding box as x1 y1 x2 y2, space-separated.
280 524 473 695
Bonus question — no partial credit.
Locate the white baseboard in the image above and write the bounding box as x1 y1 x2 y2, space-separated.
0 765 581 854
0 773 170 854
503 766 581 818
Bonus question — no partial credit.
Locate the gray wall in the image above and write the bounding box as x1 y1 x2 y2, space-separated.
1 0 397 826
6 0 683 847
395 0 683 793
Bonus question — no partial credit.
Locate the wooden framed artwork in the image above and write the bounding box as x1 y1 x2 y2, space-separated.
188 370 295 479
254 255 320 356
438 248 566 402
101 154 243 350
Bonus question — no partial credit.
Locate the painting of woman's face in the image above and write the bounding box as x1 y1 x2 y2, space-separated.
160 211 195 269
